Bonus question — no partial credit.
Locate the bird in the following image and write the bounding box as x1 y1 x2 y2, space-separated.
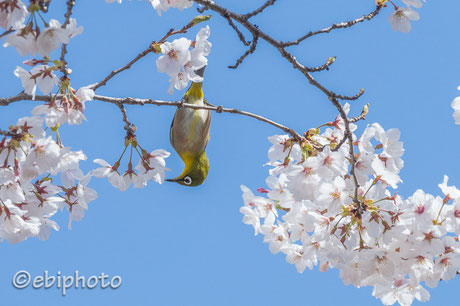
166 66 211 187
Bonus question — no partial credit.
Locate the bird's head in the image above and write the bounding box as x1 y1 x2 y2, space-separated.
167 152 209 187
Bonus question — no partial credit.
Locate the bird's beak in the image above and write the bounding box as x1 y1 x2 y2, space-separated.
195 66 206 78
166 177 180 182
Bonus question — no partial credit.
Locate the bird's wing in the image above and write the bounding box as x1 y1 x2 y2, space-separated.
203 108 211 148
169 112 175 148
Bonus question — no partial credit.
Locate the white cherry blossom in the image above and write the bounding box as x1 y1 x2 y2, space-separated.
151 0 193 16
0 0 28 30
14 65 58 99
388 7 420 33
92 158 125 191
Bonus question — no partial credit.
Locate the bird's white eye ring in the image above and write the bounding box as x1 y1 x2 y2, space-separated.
183 176 192 185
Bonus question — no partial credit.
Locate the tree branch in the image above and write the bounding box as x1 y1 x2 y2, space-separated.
282 5 382 47
0 92 302 140
0 130 18 137
228 33 259 69
91 45 153 91
244 0 277 19
0 28 13 39
0 92 31 106
192 0 364 101
223 13 250 46
91 15 207 91
59 0 76 76
116 102 132 131
306 56 336 72
334 88 365 101
350 111 367 123
94 95 302 140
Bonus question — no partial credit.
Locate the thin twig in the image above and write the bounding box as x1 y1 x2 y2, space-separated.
334 106 368 150
91 45 153 91
59 0 76 76
197 5 208 13
350 112 367 123
306 57 336 72
228 34 259 69
333 135 348 152
244 0 277 19
0 28 13 39
334 88 365 101
224 13 250 46
282 5 382 47
329 97 360 206
116 102 132 131
91 16 205 91
0 92 31 105
0 130 18 137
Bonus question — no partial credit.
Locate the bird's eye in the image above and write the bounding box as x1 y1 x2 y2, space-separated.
183 176 192 185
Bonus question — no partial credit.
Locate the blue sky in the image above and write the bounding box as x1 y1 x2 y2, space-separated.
1 0 460 305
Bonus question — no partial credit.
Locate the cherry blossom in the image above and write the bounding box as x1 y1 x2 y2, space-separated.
401 0 426 9
31 85 94 127
92 159 126 191
156 27 212 93
451 86 460 124
151 0 193 16
388 7 420 33
0 0 28 30
3 17 83 57
134 149 170 185
36 19 70 57
14 65 58 99
157 37 192 77
3 31 37 56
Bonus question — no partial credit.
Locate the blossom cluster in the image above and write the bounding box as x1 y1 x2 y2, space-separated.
0 1 172 244
4 17 82 57
93 147 170 192
1 0 83 58
240 106 460 306
1 0 84 102
0 81 170 243
0 114 97 243
387 0 426 33
156 25 211 94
